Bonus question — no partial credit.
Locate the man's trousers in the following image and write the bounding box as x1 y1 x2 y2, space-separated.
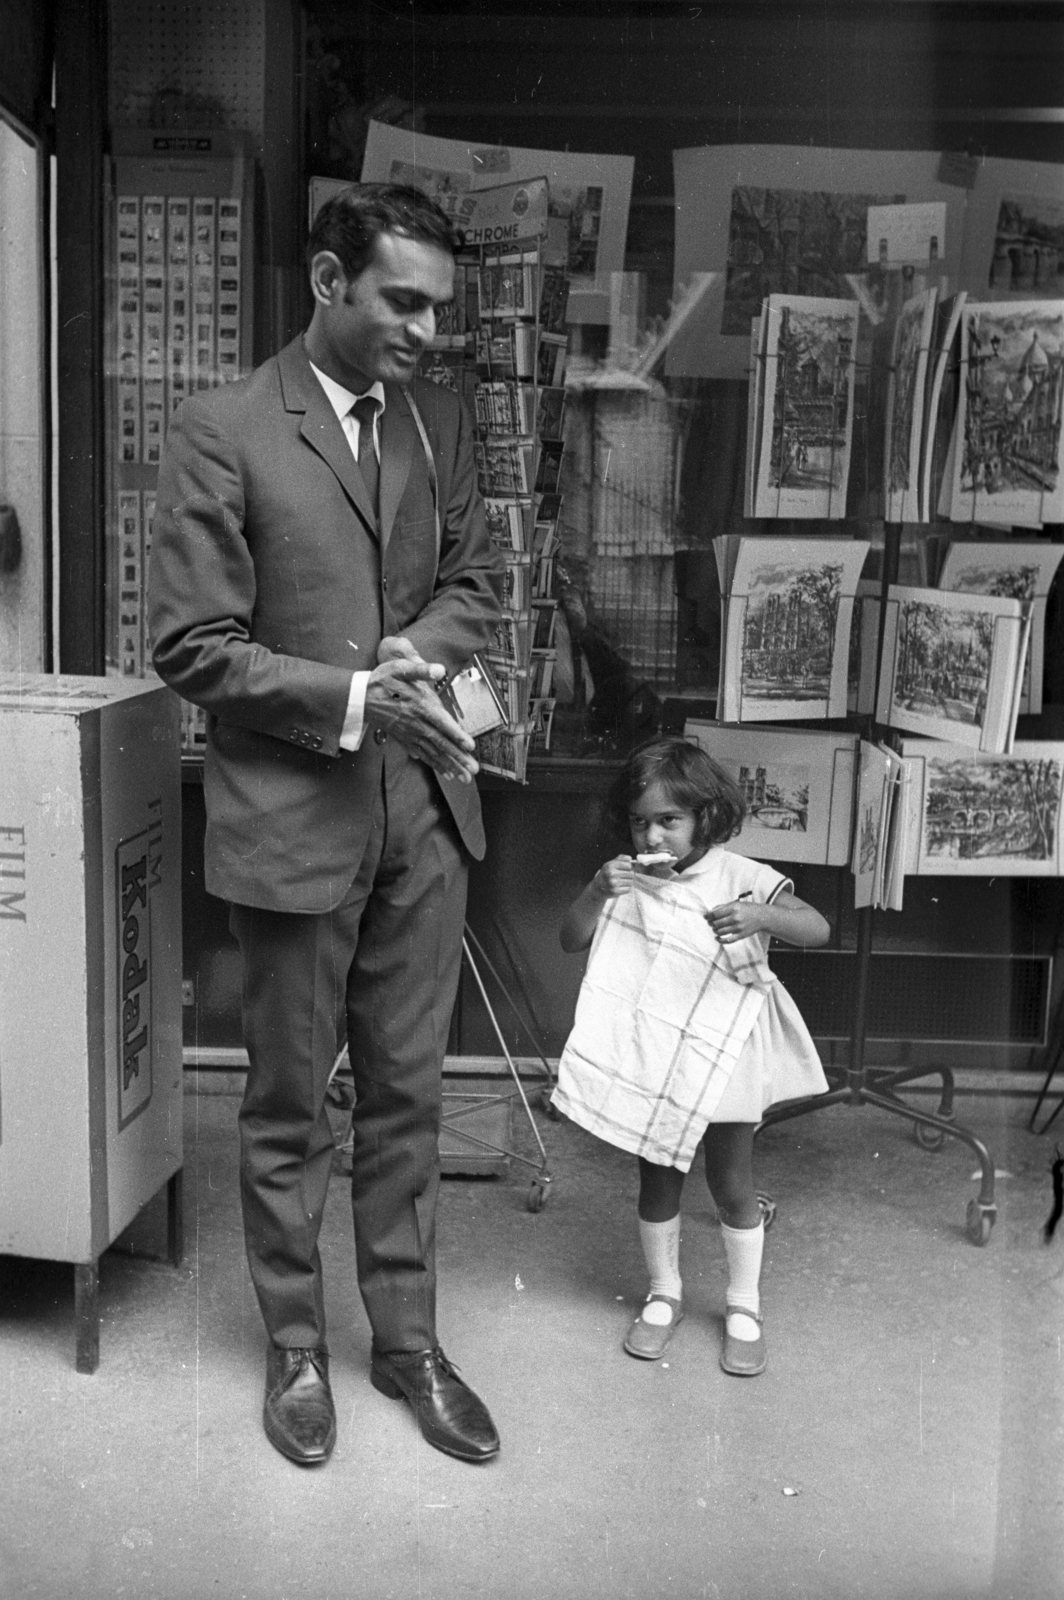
229 745 468 1353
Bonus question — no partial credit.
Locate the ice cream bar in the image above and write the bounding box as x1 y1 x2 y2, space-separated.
636 851 676 866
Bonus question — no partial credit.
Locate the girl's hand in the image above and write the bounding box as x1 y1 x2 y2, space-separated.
594 854 636 899
704 895 762 944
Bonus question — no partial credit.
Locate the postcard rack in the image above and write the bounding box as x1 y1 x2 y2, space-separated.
757 516 1001 1247
422 216 571 782
327 925 555 1213
732 271 1039 1243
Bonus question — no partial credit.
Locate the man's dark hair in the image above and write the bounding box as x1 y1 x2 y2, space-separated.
306 183 461 279
605 735 746 850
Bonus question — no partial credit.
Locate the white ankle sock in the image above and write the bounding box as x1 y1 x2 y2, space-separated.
638 1214 682 1323
720 1219 764 1341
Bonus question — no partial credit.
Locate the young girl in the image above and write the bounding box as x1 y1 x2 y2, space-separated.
552 736 830 1377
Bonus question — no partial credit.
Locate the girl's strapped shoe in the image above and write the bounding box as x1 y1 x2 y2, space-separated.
720 1305 766 1377
623 1295 684 1359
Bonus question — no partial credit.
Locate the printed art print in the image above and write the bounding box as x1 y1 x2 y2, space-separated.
732 757 809 834
892 597 995 731
722 187 897 334
878 584 1030 754
685 721 857 866
754 298 859 519
716 536 868 722
740 557 844 709
901 741 1064 877
388 160 472 212
549 182 605 280
989 193 1064 295
885 290 936 523
852 740 890 908
936 541 1064 713
950 301 1064 527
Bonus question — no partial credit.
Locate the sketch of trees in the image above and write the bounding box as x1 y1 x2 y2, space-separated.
895 600 993 727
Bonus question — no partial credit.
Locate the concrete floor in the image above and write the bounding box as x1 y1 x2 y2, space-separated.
2 1081 1063 1600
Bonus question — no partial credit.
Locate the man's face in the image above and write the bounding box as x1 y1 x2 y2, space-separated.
318 229 455 387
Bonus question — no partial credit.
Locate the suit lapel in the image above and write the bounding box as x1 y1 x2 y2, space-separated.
277 337 380 541
379 385 415 558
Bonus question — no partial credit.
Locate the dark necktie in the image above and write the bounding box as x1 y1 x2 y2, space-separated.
352 395 380 517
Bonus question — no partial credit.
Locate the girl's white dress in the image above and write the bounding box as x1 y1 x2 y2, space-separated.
551 846 829 1171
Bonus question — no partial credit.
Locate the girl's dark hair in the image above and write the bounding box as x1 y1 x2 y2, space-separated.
306 182 461 279
605 736 745 850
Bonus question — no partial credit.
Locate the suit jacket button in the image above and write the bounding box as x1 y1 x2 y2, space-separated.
374 727 387 745
311 735 322 748
381 576 388 590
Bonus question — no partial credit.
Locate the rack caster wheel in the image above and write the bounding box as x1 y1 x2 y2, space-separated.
966 1199 996 1246
539 1089 560 1120
913 1120 946 1152
527 1179 549 1213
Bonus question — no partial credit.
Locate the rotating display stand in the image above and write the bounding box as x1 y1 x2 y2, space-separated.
328 925 556 1213
758 518 1000 1246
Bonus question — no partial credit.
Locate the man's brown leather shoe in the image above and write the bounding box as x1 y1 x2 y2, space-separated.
263 1346 337 1465
370 1345 500 1462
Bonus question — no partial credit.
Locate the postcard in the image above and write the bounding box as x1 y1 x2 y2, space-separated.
853 741 892 908
743 311 765 519
483 496 529 553
686 721 858 867
884 288 937 523
876 585 1030 753
852 741 910 909
948 300 1064 528
476 723 529 784
716 536 870 723
752 296 861 520
898 737 1064 877
918 292 967 523
937 540 1064 714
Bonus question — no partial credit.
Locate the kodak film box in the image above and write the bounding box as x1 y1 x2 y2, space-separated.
0 676 182 1263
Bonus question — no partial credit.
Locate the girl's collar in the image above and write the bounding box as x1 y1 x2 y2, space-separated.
673 845 719 877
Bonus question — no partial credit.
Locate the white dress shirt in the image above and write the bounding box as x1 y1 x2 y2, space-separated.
307 362 386 751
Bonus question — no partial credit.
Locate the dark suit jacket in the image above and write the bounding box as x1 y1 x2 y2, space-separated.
148 336 505 913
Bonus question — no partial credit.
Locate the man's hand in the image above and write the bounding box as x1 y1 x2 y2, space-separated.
365 642 478 783
376 635 422 665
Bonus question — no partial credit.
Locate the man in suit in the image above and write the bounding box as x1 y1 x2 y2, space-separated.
149 185 505 1468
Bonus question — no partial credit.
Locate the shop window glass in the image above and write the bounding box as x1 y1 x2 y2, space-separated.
0 109 46 672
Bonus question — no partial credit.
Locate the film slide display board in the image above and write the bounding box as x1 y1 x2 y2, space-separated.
107 136 252 753
113 189 245 466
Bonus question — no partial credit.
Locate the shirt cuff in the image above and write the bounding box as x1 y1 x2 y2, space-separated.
339 671 370 751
